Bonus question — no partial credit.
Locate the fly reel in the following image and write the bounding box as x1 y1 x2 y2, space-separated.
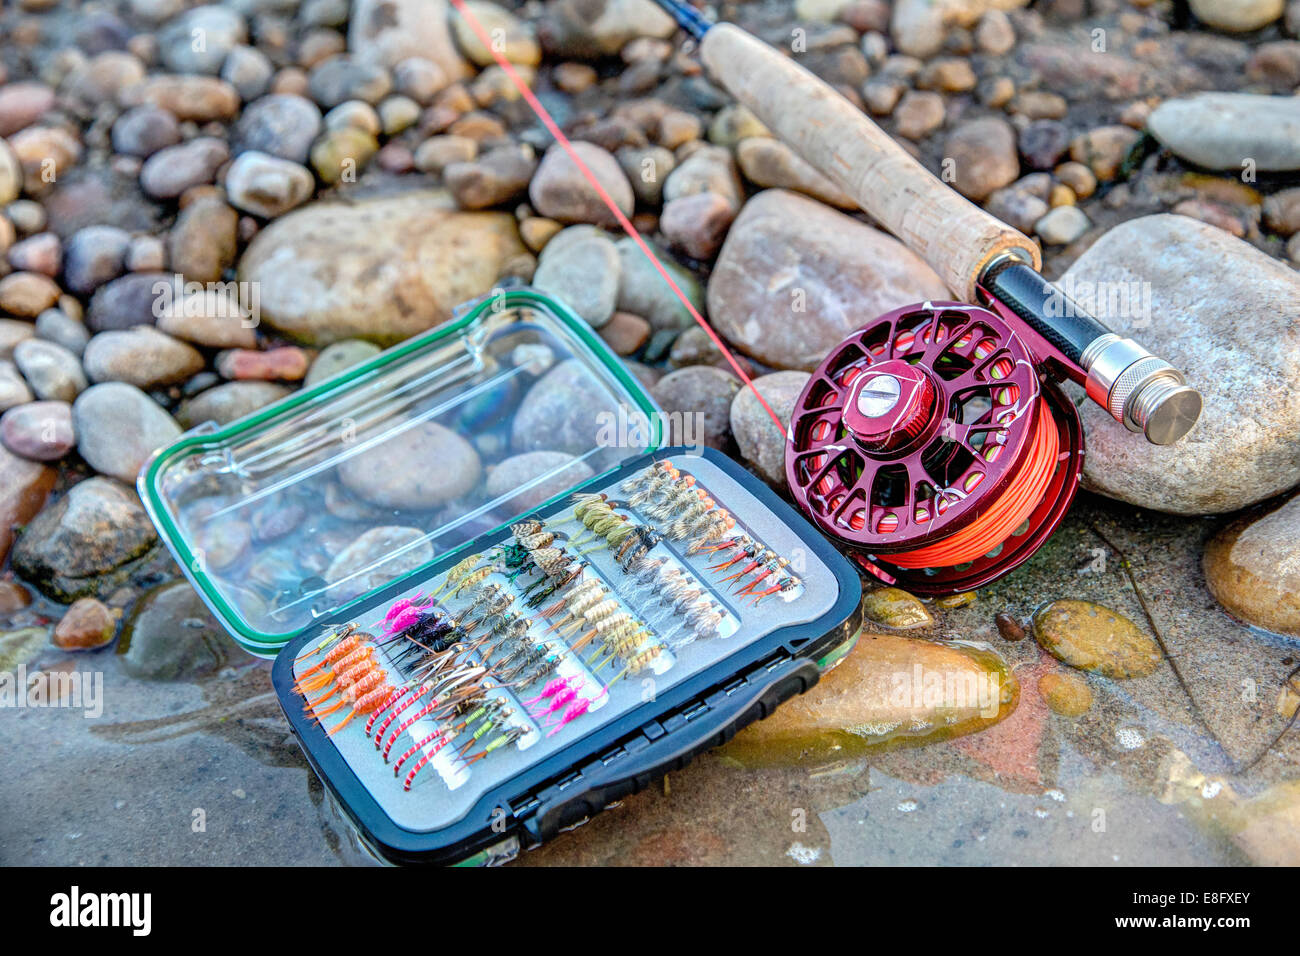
786 302 1085 595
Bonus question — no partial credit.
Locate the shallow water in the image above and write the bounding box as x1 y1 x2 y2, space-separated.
1 492 1295 866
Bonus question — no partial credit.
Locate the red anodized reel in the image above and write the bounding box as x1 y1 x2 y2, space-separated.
785 302 1085 595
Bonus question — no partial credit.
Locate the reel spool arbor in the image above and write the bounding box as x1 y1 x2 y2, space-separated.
786 302 1084 595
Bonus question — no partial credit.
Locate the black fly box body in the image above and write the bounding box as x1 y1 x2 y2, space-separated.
141 288 862 865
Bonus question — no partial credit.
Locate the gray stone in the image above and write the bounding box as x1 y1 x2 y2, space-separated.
13 338 87 401
139 137 229 199
338 421 481 508
303 339 380 387
232 94 323 164
236 191 526 345
512 358 613 455
324 525 435 602
652 366 739 450
83 327 205 387
349 0 472 78
534 228 620 327
614 234 704 332
159 5 248 75
485 451 595 512
0 400 75 460
62 225 131 295
11 476 158 602
220 45 274 101
118 580 229 681
707 190 948 371
1148 93 1300 172
87 272 170 332
73 382 182 483
730 371 810 490
224 151 314 218
529 141 634 227
179 380 291 427
1062 214 1300 513
0 360 34 411
307 54 392 108
34 308 89 357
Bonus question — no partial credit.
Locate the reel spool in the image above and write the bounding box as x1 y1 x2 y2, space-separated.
785 302 1084 595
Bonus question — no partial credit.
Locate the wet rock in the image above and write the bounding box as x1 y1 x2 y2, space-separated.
73 382 182 483
0 272 61 317
1148 93 1300 172
13 339 87 401
708 190 948 371
160 5 248 74
725 631 1015 762
167 197 238 282
178 380 290 427
349 0 471 79
1063 214 1300 514
339 421 480 508
123 75 241 123
303 339 380 387
652 366 739 450
83 327 205 387
0 627 47 672
325 525 435 601
486 450 595 512
0 400 75 460
512 357 612 455
62 225 131 295
529 141 634 227
730 370 808 489
995 611 1025 641
862 587 933 629
0 444 55 564
52 597 119 650
117 580 227 681
534 227 620 327
224 151 315 218
943 117 1019 202
444 144 537 210
86 272 171 332
0 580 32 614
155 288 258 348
1039 670 1093 716
1032 599 1161 679
232 94 322 164
237 190 527 345
735 137 854 208
12 477 158 602
139 137 229 199
1203 496 1300 637
1189 0 1282 31
307 55 393 107
615 234 704 332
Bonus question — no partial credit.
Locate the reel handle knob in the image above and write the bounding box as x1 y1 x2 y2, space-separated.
980 259 1202 445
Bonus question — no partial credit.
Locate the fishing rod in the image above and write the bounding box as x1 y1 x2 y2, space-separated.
650 0 1201 447
642 0 1202 592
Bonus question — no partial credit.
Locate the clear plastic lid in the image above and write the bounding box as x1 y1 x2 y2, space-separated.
139 288 662 653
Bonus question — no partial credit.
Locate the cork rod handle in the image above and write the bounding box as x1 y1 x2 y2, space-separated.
698 23 1040 301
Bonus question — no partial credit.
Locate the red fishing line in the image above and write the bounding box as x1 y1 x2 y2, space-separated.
447 0 786 434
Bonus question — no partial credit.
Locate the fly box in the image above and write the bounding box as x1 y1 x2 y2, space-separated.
139 287 862 865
